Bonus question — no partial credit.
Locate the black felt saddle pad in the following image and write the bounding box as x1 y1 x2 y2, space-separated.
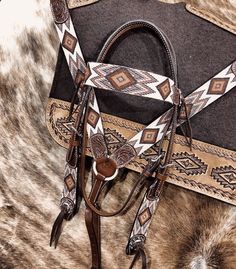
50 1 236 150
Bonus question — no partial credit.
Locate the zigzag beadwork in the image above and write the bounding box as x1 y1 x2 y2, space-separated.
51 1 106 152
86 62 175 103
130 194 158 238
87 89 105 138
108 62 236 166
54 16 86 81
61 163 77 214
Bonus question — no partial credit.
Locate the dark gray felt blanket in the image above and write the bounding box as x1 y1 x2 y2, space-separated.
0 1 236 269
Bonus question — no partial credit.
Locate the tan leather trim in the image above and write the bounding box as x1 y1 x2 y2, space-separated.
67 0 99 9
46 98 236 205
159 0 236 35
67 0 236 35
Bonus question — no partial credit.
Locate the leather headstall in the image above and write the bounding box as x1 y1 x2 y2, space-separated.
48 1 236 268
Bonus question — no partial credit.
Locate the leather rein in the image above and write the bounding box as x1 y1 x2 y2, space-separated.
49 1 236 268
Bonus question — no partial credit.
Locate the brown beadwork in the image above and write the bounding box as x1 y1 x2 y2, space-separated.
64 174 75 192
207 78 229 95
157 79 171 99
106 68 136 90
87 108 100 129
140 129 159 144
138 207 152 226
62 30 77 54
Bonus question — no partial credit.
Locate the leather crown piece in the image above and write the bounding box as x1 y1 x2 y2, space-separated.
48 1 236 269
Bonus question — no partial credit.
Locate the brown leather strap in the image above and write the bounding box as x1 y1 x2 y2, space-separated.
84 173 105 269
97 20 178 85
81 90 181 216
79 90 102 269
85 206 101 269
82 169 148 217
129 247 147 269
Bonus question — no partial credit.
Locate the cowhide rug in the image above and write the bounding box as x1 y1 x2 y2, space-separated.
0 0 235 268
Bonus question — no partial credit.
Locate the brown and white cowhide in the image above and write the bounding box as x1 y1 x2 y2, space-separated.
0 1 235 268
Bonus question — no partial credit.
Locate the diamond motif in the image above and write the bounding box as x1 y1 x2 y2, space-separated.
106 68 136 90
138 207 152 226
56 117 75 136
173 152 207 175
157 79 171 100
141 145 161 160
64 174 75 192
211 166 236 190
140 129 159 144
62 30 77 53
87 108 99 129
207 78 229 95
104 128 126 151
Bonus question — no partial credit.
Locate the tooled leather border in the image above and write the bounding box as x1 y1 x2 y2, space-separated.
45 97 236 205
66 0 236 35
158 0 236 35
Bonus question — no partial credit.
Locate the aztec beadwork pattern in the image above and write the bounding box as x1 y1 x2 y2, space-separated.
50 0 86 81
86 62 176 103
183 62 236 119
87 89 108 159
46 99 236 205
50 0 85 216
61 164 77 215
87 89 106 138
73 61 236 168
118 61 236 160
50 0 106 214
129 194 159 243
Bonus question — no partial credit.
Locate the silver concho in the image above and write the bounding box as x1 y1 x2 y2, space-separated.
60 197 74 216
126 234 146 255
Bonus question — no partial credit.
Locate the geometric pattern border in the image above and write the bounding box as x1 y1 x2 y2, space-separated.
46 98 236 205
172 152 208 176
211 165 236 190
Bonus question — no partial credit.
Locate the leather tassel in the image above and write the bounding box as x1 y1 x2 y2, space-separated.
129 247 147 269
50 207 67 248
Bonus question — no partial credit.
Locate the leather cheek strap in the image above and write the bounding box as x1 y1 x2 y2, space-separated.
81 94 144 217
97 20 178 85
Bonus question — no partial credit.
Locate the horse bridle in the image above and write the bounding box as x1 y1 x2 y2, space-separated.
49 1 236 268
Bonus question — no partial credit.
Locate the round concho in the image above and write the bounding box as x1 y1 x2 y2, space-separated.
231 61 236 76
93 157 118 181
50 0 69 24
60 197 74 215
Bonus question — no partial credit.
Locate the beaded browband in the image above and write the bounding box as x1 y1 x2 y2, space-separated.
49 1 236 268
